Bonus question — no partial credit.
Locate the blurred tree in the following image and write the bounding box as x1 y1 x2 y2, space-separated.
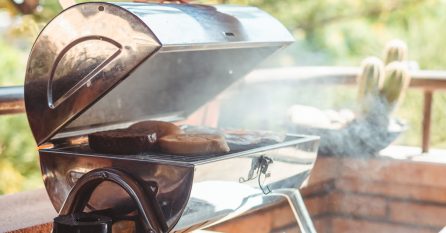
0 1 19 15
10 0 40 14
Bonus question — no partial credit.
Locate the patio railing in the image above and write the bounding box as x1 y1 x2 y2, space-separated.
1 66 445 152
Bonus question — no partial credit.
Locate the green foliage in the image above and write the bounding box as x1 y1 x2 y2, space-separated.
0 21 40 194
0 115 39 194
0 39 26 86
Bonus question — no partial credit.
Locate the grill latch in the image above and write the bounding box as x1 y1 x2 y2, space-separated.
239 155 273 194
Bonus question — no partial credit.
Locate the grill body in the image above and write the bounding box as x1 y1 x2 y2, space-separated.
24 2 319 232
40 134 318 232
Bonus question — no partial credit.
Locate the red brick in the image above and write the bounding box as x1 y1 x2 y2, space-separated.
338 158 446 188
271 218 329 233
275 225 300 233
271 203 299 229
304 195 330 216
302 179 334 197
389 201 446 227
7 223 52 233
336 178 446 204
209 209 272 233
313 217 331 233
308 157 341 184
329 192 387 218
270 201 331 233
309 157 446 192
331 217 436 233
193 230 224 233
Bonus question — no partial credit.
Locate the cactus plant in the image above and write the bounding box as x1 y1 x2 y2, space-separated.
357 40 411 116
384 39 408 65
380 61 411 111
356 57 384 115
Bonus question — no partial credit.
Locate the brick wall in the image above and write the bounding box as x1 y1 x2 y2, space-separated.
305 178 444 233
210 157 446 233
7 156 446 233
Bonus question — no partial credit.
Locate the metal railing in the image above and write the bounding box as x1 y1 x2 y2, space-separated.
0 86 24 115
2 66 445 152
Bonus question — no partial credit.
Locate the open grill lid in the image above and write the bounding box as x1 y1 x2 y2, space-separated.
24 2 294 146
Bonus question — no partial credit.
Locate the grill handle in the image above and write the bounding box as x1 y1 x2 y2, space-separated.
58 168 167 233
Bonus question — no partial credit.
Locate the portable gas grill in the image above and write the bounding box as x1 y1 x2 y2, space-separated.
24 2 320 232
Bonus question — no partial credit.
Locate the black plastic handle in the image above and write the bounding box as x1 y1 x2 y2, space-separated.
58 168 167 233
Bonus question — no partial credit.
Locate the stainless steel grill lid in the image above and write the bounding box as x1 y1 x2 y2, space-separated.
24 2 294 145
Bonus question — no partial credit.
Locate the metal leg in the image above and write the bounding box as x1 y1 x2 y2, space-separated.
272 189 317 233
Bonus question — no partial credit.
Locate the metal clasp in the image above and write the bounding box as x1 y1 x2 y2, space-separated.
239 155 273 194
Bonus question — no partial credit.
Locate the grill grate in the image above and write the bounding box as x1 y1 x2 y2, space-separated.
56 143 259 165
128 151 233 164
50 135 310 165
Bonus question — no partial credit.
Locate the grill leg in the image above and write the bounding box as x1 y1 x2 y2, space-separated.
272 189 317 233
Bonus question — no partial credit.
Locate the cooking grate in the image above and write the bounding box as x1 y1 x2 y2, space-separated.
46 135 312 165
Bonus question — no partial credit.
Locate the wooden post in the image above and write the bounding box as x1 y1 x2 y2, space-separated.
422 90 433 153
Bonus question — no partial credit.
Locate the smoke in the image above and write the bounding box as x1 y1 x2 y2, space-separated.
215 65 405 158
217 72 336 131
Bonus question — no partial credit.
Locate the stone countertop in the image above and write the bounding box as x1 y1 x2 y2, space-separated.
0 189 55 233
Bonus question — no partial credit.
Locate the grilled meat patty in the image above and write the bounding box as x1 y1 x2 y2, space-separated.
159 133 230 155
88 128 158 154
